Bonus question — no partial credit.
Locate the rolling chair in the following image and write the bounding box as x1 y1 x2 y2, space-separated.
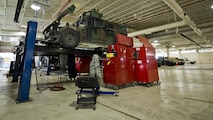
75 76 99 110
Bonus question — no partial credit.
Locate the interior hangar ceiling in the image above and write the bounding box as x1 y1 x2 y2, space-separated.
0 0 213 51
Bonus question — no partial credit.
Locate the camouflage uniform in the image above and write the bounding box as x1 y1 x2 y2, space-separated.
89 54 102 84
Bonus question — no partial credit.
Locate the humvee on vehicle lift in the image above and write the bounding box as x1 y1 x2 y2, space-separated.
42 5 127 50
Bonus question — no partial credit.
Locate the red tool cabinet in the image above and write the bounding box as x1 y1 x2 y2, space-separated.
103 34 135 88
75 57 91 74
134 36 159 86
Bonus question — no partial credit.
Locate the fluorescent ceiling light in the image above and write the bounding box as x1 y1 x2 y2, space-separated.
31 3 41 11
172 45 175 47
18 32 26 36
211 5 213 9
154 40 158 43
20 24 27 28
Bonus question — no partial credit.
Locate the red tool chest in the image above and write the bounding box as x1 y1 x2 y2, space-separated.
103 34 135 88
134 36 159 86
75 57 91 74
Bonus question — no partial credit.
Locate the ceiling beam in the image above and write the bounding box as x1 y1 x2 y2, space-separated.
74 0 93 17
75 0 105 18
128 20 187 37
118 3 166 24
89 0 105 10
111 0 162 23
104 0 149 20
148 27 213 45
146 21 213 38
99 0 120 12
180 33 202 48
19 0 30 26
163 0 203 36
14 0 23 22
103 0 134 17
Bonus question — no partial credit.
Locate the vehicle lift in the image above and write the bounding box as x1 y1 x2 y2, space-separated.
76 86 119 96
16 21 37 103
15 21 117 104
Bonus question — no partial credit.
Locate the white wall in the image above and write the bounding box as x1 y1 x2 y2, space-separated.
169 51 213 64
171 52 213 64
0 52 15 70
198 52 213 64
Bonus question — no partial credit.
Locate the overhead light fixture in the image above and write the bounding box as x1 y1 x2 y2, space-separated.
31 3 41 11
20 24 27 28
172 45 175 48
18 32 26 36
211 4 213 9
154 40 158 43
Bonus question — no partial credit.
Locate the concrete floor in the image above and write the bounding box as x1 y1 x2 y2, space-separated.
0 64 213 120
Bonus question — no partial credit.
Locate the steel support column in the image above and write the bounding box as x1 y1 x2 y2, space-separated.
166 47 170 57
17 21 37 103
